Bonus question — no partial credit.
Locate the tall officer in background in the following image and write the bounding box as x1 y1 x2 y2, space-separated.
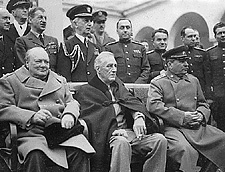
105 18 150 83
92 10 115 49
15 7 59 72
147 28 168 82
207 22 225 132
180 26 211 98
57 4 100 82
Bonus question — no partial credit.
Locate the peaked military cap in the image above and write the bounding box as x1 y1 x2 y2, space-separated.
6 0 31 13
162 46 188 60
92 10 107 22
66 4 92 20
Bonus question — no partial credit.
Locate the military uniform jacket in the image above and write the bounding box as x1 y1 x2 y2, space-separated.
147 71 225 170
105 40 150 83
207 44 225 98
15 31 59 72
57 35 100 82
93 32 115 49
146 49 166 82
184 46 210 97
0 66 94 168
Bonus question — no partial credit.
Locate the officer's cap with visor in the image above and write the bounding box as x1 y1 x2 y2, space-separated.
6 0 32 13
92 10 107 23
162 46 189 62
66 4 92 21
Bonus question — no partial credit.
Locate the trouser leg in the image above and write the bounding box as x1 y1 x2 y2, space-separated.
109 135 132 172
132 133 167 172
66 147 90 172
165 127 200 172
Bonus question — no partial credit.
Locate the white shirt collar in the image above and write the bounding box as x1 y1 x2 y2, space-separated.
75 33 85 43
14 20 27 37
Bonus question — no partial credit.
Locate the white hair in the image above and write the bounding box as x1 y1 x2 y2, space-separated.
94 51 115 70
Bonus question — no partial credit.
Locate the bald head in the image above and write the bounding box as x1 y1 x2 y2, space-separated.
0 8 10 31
25 47 50 80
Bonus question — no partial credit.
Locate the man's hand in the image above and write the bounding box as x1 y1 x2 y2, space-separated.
133 117 146 140
61 114 75 129
183 111 203 128
31 109 52 125
112 129 128 138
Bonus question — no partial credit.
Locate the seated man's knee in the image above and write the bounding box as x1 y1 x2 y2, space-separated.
154 133 167 146
26 150 46 161
111 136 130 150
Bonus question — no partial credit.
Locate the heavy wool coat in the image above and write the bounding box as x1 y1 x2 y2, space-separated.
147 71 225 171
74 75 159 171
15 31 59 72
0 66 94 168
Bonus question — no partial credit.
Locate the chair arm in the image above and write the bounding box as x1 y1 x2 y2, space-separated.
9 123 18 172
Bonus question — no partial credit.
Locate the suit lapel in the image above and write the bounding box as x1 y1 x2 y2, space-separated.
27 32 44 47
87 42 95 64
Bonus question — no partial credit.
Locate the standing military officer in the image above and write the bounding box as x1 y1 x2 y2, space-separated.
92 10 115 49
57 4 100 82
105 18 150 83
15 7 59 72
147 28 168 82
207 22 225 132
181 26 211 98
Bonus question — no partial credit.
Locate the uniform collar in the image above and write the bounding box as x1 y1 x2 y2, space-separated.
166 70 190 83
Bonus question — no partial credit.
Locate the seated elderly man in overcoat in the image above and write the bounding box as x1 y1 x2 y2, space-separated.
0 47 95 172
147 45 225 172
75 51 167 172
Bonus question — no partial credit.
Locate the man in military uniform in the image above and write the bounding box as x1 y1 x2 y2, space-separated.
207 22 225 131
15 7 59 72
92 10 115 49
105 19 150 83
147 28 168 82
57 4 100 82
147 46 225 172
180 26 210 98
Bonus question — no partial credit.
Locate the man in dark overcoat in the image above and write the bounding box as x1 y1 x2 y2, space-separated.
75 51 167 172
105 19 150 84
57 4 100 82
0 47 95 172
147 46 225 172
15 7 59 72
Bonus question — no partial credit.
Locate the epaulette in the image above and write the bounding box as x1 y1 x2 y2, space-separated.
151 72 166 82
193 46 206 52
2 72 14 79
131 40 142 45
206 45 217 51
105 40 118 46
146 50 154 55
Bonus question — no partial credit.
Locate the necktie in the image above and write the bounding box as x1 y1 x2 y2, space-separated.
84 38 88 48
39 34 44 45
19 25 22 30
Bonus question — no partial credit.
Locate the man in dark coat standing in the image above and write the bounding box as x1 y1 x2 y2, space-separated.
147 28 168 82
75 51 167 172
0 47 95 172
57 4 100 82
147 46 225 172
105 19 150 84
15 7 59 72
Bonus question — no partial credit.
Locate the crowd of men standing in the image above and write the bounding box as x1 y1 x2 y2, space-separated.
1 0 225 172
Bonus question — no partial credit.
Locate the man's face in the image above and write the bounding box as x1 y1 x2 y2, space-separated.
153 32 168 50
168 59 189 75
182 28 197 47
26 49 50 79
30 10 47 34
98 56 117 85
12 5 29 20
215 26 225 44
93 20 106 34
0 10 10 31
117 19 132 40
75 17 92 37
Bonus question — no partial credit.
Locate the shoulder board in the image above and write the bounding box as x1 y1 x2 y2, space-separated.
146 50 154 55
105 41 118 46
2 72 14 78
193 47 206 52
151 72 166 82
131 40 142 45
206 45 217 51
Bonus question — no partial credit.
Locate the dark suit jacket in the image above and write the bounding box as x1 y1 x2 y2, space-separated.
15 31 59 71
57 35 100 82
